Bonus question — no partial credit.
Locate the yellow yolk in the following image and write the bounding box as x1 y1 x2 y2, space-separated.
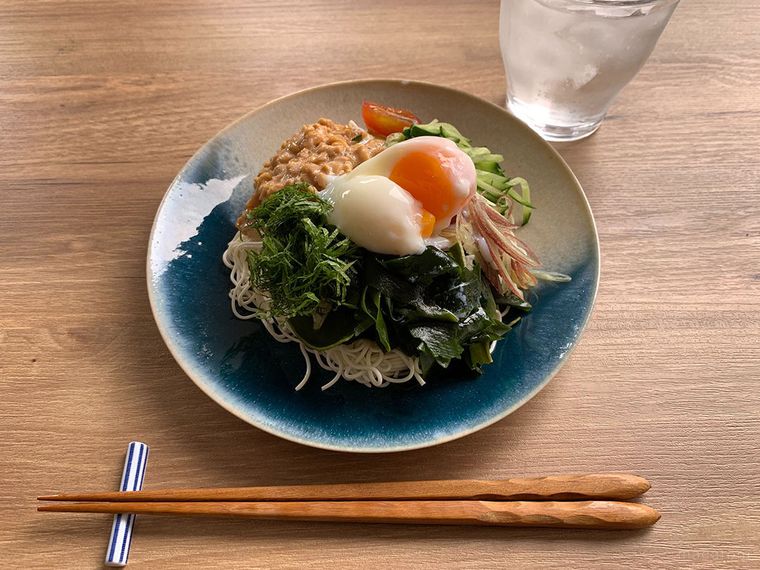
419 208 435 238
390 151 462 223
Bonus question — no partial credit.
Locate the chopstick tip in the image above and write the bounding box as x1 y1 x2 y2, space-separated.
633 474 652 494
37 495 61 501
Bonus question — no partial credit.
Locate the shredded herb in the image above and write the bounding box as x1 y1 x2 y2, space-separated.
245 183 361 319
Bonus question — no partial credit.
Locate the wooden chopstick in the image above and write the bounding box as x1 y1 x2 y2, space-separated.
37 499 659 529
38 473 650 503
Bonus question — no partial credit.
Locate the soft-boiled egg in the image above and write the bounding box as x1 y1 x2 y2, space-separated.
320 136 476 256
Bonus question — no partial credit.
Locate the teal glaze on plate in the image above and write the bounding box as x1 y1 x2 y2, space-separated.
147 80 599 452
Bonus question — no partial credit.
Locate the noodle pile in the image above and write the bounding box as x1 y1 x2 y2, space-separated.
222 232 425 391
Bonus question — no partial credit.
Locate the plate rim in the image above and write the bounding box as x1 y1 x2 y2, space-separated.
146 78 601 453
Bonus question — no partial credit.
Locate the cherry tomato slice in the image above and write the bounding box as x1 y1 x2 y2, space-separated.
361 101 420 137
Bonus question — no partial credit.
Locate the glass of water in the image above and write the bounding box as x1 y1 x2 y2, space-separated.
500 0 679 141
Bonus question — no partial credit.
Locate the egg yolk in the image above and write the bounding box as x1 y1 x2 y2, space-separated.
389 151 464 225
419 209 435 238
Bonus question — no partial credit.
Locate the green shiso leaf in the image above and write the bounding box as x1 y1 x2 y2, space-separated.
245 183 361 319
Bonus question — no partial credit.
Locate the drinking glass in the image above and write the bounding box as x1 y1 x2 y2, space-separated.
500 0 679 141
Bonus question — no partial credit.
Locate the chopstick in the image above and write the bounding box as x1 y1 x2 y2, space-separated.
37 500 659 529
38 473 649 502
38 474 659 530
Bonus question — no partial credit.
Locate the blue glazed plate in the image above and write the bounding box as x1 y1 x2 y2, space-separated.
147 79 599 452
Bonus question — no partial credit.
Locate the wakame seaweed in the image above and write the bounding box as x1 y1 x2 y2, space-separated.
289 242 520 374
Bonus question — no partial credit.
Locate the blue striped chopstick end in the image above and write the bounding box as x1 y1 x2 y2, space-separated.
105 442 149 567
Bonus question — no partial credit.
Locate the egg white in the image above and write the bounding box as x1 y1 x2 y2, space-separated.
321 175 426 256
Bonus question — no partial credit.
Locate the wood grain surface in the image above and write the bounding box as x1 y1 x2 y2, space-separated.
1 0 759 568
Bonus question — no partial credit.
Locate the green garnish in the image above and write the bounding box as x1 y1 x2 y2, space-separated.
360 246 513 372
389 120 534 224
244 183 360 319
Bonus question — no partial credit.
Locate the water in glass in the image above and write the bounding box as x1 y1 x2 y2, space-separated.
500 0 679 141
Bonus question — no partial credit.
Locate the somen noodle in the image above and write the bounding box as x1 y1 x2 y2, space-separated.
223 233 425 390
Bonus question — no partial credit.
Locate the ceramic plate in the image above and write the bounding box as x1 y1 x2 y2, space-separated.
147 79 599 452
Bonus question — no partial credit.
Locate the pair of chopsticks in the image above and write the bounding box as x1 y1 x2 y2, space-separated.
38 473 659 529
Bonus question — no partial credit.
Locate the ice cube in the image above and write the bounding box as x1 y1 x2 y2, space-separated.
570 64 598 89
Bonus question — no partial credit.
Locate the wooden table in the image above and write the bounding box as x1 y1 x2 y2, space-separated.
2 1 759 567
